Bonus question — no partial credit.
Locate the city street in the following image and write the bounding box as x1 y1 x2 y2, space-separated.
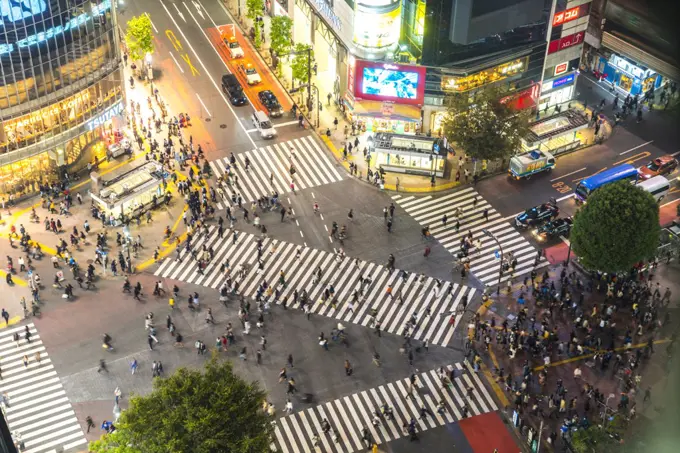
1 1 678 453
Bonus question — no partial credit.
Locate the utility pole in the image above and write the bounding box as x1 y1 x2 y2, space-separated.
306 46 312 119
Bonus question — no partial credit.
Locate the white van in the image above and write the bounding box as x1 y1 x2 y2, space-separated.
252 111 277 139
637 175 670 202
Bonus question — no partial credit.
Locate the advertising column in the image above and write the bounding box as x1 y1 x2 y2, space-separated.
352 0 402 60
540 0 592 109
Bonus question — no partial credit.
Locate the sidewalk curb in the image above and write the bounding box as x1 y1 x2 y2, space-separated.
0 316 22 329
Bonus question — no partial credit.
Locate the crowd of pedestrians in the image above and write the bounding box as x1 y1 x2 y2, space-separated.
468 262 676 446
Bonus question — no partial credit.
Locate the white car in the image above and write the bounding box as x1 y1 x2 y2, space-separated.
225 39 244 59
252 111 277 139
239 64 261 85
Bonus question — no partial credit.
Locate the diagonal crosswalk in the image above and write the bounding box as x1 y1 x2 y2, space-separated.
154 228 475 347
393 188 549 286
272 361 498 452
0 323 87 453
209 136 343 208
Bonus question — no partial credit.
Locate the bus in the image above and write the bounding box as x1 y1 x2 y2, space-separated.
574 164 638 202
637 175 670 202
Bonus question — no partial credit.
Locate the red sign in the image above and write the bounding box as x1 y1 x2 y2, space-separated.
554 62 568 76
548 31 585 55
552 2 590 27
500 83 540 111
347 62 355 96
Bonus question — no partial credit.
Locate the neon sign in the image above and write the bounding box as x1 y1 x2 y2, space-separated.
1 0 48 22
552 2 590 27
547 31 584 55
87 100 123 131
0 0 111 56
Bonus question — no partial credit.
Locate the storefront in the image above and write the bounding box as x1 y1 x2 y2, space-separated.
596 53 664 96
539 72 578 109
345 59 426 134
0 81 124 197
439 58 529 93
90 161 167 222
522 109 589 156
371 132 446 177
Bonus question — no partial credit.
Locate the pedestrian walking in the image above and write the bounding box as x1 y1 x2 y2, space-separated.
285 398 294 413
345 360 353 376
287 354 294 368
85 416 95 433
424 246 431 257
130 358 138 374
97 359 108 373
1 309 9 325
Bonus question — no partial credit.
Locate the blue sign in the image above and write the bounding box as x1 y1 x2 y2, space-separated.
0 0 47 22
552 73 575 89
0 0 111 55
87 101 124 131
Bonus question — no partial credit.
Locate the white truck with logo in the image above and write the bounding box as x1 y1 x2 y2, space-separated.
509 150 556 179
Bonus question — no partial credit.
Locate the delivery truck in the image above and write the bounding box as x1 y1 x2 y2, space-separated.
508 150 555 179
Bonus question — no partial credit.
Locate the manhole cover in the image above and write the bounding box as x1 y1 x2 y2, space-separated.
205 118 211 122
220 124 227 129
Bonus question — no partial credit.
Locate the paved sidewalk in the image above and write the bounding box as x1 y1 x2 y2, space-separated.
470 259 677 449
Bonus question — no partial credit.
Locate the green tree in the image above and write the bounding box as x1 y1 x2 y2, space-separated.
571 416 628 453
269 15 293 57
291 43 313 85
124 15 154 62
570 181 660 273
89 355 272 453
441 86 530 160
246 0 264 21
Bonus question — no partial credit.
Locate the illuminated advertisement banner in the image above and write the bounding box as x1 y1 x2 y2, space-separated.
353 0 402 52
353 59 426 106
0 0 111 56
552 2 591 27
547 31 585 55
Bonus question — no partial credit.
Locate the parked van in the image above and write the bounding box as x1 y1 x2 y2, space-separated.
251 111 277 139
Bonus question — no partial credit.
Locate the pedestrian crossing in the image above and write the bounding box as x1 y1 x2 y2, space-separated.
154 227 475 347
393 188 549 286
272 361 498 453
209 136 343 208
0 323 87 453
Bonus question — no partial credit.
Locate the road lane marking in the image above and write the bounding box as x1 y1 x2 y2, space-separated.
613 151 650 166
619 140 653 155
573 167 607 183
196 93 211 117
145 13 159 33
159 0 256 147
169 51 184 73
277 120 301 127
180 53 200 76
661 198 680 208
245 128 256 133
172 2 186 22
550 167 586 182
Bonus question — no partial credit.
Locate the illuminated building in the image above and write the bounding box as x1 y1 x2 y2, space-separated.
581 0 678 96
0 0 124 198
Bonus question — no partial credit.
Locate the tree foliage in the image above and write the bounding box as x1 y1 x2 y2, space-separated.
269 15 293 57
124 15 154 62
570 416 628 453
441 86 530 160
246 0 264 20
89 355 272 453
291 43 313 84
571 181 660 273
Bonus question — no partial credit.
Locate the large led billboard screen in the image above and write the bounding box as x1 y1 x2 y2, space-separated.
353 59 426 105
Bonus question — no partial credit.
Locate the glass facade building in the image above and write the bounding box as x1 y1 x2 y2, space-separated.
0 0 124 197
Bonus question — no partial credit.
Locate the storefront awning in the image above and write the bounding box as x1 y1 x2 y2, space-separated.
348 100 422 121
602 31 680 81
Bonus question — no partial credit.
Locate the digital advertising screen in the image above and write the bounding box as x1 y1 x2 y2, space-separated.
353 59 426 105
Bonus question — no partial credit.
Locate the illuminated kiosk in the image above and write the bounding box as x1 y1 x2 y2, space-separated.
89 162 167 224
522 109 589 157
370 132 446 177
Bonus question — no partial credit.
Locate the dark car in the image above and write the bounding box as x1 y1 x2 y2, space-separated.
534 217 573 241
257 90 283 118
221 74 248 106
515 199 559 228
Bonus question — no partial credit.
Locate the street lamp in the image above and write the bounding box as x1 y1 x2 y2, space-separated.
145 52 154 95
482 229 503 295
601 393 616 426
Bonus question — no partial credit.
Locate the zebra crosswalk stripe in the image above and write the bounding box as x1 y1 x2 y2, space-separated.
272 363 498 452
393 190 549 286
211 137 343 208
0 323 87 453
155 230 474 347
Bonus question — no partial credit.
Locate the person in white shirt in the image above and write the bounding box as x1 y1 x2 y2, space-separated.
284 399 293 413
